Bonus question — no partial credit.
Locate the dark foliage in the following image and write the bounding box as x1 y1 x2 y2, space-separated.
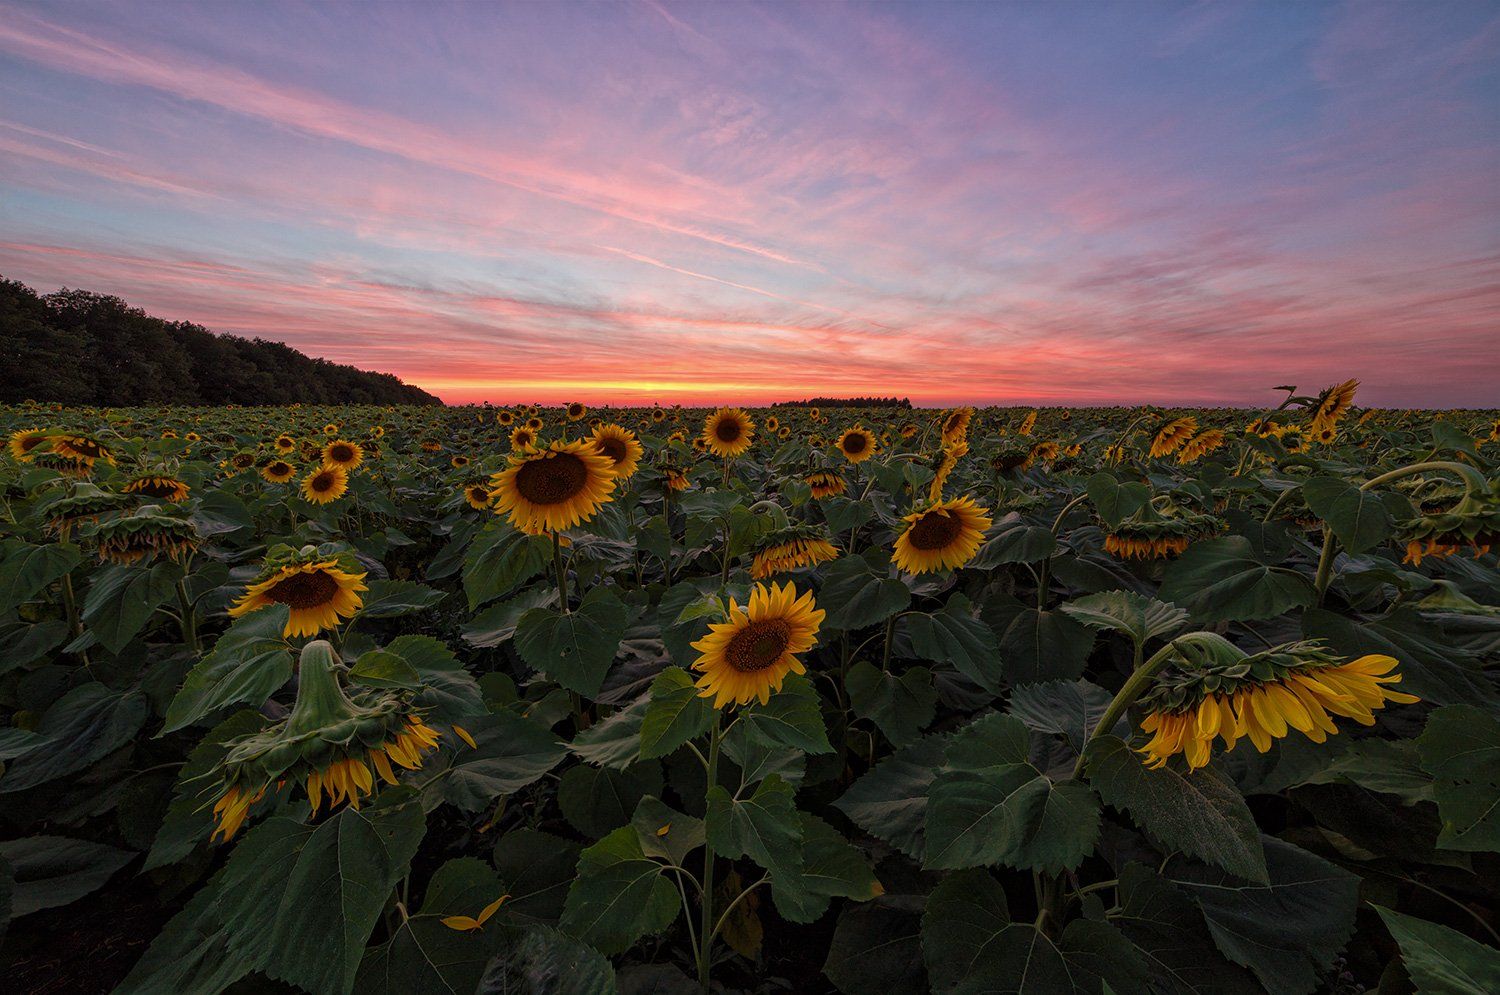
772 396 912 408
0 277 441 407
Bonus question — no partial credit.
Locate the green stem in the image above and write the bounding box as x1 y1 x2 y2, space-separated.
552 531 569 612
1312 460 1484 606
698 715 723 992
176 578 200 654
1071 637 1169 782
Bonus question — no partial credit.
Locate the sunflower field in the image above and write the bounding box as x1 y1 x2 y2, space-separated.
2 386 1499 994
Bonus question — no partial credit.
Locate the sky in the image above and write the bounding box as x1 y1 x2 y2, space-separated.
1 1 1497 408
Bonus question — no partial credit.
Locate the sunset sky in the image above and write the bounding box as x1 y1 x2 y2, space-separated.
1 1 1497 408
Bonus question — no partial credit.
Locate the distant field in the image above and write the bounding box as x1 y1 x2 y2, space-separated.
2 391 1498 994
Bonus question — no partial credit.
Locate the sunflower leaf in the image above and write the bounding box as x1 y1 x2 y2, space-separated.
639 667 715 760
559 825 680 954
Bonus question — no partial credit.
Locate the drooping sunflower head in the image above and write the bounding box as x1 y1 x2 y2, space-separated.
203 640 458 841
322 439 364 471
928 441 968 502
51 434 113 466
1397 480 1500 565
990 448 1033 475
302 464 350 505
836 427 877 464
261 459 297 484
939 407 974 448
489 438 617 533
662 464 691 493
41 482 132 537
91 504 201 565
805 471 847 500
589 423 644 480
1102 502 1219 560
702 407 756 459
123 474 191 503
892 495 992 574
1310 379 1359 431
7 427 55 463
1177 428 1226 464
228 544 368 637
750 525 841 579
1016 409 1038 436
1149 417 1198 458
1136 635 1417 770
691 581 825 708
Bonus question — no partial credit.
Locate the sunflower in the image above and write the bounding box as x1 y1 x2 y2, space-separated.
497 410 515 426
261 459 297 483
52 435 113 466
778 426 791 440
702 407 755 459
489 438 617 533
1138 645 1416 770
463 482 493 510
1017 410 1038 436
892 496 992 574
526 416 544 432
836 427 877 464
123 475 191 502
1177 429 1226 464
940 407 973 448
664 467 691 492
7 427 53 462
451 455 471 469
1310 379 1359 431
274 434 297 452
1149 417 1198 458
302 465 350 504
323 423 339 436
322 439 364 471
93 506 201 565
589 424 644 480
750 527 841 579
765 416 780 432
510 427 537 451
806 472 847 499
566 402 588 421
1398 483 1500 564
691 582 825 707
652 408 667 423
929 442 967 502
228 553 368 637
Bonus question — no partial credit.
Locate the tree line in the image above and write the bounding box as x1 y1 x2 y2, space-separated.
0 277 442 407
771 396 913 408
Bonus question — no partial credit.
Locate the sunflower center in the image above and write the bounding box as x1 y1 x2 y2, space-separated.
725 619 792 673
269 462 291 476
330 444 355 462
908 509 963 550
265 569 339 609
845 434 868 454
597 438 627 463
311 471 337 492
515 452 589 505
714 419 743 443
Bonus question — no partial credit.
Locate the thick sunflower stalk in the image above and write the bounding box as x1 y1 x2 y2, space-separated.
1134 636 1418 769
203 640 452 841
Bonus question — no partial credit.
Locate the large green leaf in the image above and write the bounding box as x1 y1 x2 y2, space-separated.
146 709 267 870
1159 537 1315 623
463 525 552 610
380 635 486 725
706 774 802 882
161 605 292 733
823 896 928 995
638 667 714 760
462 586 558 648
1303 607 1499 707
819 555 911 631
906 593 1004 692
1086 472 1150 528
1417 705 1500 852
971 516 1057 567
477 924 618 995
1301 476 1390 554
443 711 568 812
924 714 1099 874
1059 590 1189 647
81 561 179 654
921 868 1012 991
356 857 507 994
514 586 628 698
1008 679 1116 755
736 673 832 754
558 763 662 840
1166 837 1359 995
1085 735 1267 883
982 597 1094 685
1375 905 1500 995
846 661 937 747
0 835 134 917
569 694 649 769
0 539 81 612
558 826 679 954
0 682 148 793
357 578 446 619
770 813 881 924
1112 864 1261 995
835 735 947 860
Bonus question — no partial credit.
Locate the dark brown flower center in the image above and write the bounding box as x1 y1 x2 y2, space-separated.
515 452 588 505
843 433 868 454
268 462 292 476
597 438 627 463
714 418 743 443
725 619 792 673
233 454 254 468
329 443 356 462
908 509 964 550
265 568 340 609
311 471 337 492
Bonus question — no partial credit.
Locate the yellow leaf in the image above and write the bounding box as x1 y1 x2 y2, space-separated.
452 724 477 749
656 823 671 837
